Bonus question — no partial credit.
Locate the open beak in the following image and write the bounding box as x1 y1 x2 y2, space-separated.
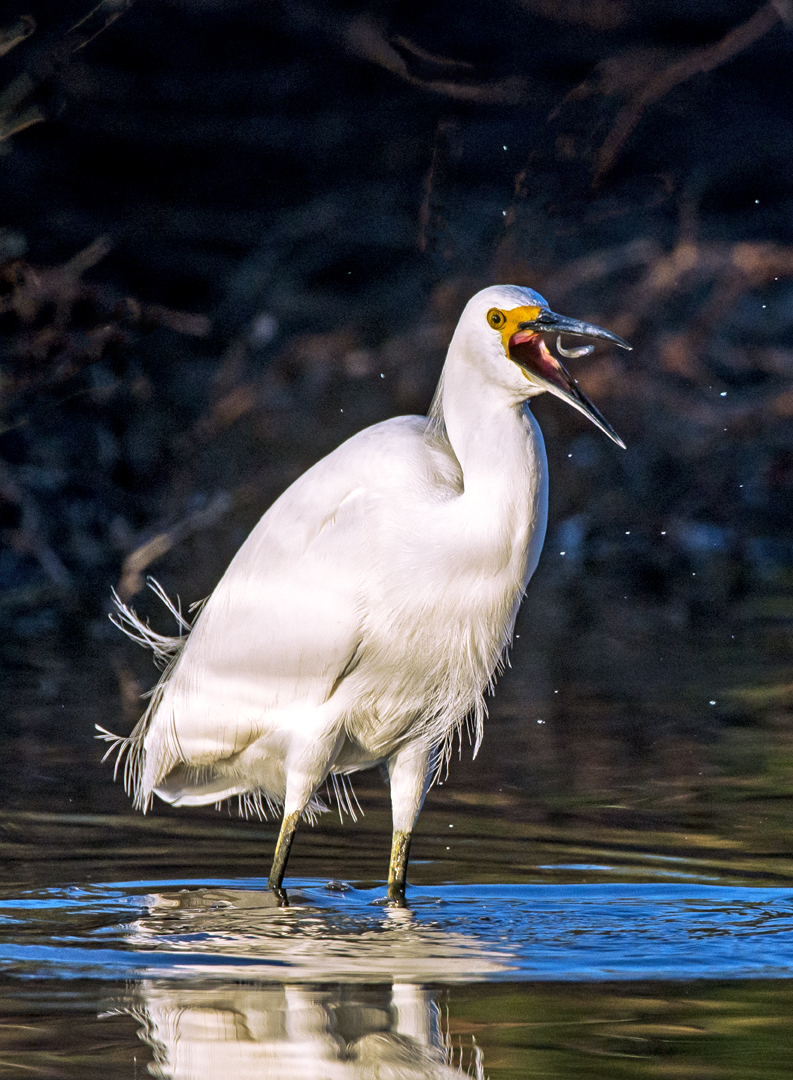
509 309 630 449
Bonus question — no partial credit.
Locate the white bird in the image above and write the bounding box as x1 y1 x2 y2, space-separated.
100 284 629 903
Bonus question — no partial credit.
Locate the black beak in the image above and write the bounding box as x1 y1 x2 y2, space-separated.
508 310 630 449
519 310 632 351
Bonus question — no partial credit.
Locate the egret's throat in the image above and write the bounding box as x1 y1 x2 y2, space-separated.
508 331 558 384
507 331 625 448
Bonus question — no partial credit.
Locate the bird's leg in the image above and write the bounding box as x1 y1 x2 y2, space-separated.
387 828 413 904
387 741 434 906
266 735 343 903
266 809 300 904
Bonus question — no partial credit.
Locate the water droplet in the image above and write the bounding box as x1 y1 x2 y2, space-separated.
710 700 716 705
720 391 727 397
380 373 385 378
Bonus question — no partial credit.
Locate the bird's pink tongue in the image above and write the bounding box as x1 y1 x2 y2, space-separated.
508 331 569 390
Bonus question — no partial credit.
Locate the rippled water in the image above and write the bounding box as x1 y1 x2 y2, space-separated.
3 576 793 1076
5 878 793 983
4 808 793 1078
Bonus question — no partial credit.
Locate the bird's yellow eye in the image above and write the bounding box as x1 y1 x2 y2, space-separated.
487 308 506 329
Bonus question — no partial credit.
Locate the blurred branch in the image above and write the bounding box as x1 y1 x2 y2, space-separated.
0 93 43 140
117 492 233 600
616 239 793 343
594 0 790 185
418 120 455 254
0 1 133 144
390 36 474 76
0 15 39 139
345 17 526 103
0 461 73 591
0 15 35 59
516 0 629 31
541 237 661 300
70 0 132 52
0 238 211 422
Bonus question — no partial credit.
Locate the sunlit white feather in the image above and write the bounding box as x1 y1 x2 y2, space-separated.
99 285 550 828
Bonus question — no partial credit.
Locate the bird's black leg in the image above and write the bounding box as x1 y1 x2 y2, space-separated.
266 809 300 905
387 828 412 906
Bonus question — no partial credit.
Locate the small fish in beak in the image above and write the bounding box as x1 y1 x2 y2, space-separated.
508 309 630 448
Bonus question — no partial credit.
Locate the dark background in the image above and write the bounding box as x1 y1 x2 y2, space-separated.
1 0 792 829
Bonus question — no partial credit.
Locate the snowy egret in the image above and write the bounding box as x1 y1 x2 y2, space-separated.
100 284 629 903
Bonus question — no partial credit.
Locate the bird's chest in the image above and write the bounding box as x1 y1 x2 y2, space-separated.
347 503 531 738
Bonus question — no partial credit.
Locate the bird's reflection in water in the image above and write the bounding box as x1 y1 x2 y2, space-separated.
118 885 496 1077
125 885 511 981
131 980 482 1079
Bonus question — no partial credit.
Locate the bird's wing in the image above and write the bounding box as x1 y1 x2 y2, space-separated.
144 416 433 776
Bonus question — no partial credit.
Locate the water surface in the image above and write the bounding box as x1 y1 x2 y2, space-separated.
3 575 793 1077
4 806 793 1078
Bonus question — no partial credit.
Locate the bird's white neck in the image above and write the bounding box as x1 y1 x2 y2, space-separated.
437 329 538 476
435 334 548 581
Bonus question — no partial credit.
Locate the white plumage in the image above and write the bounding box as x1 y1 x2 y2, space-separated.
101 283 629 902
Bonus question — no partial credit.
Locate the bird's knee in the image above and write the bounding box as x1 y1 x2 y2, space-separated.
388 744 434 834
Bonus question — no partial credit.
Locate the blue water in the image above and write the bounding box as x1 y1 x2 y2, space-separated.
3 877 793 982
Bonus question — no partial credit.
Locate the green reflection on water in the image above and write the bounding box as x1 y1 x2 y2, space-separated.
449 981 793 1079
2 978 793 1079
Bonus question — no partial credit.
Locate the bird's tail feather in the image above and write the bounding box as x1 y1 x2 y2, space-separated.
109 578 203 670
100 578 357 824
97 578 203 811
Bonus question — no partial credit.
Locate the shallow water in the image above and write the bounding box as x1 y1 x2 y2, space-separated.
4 810 793 1078
3 574 793 1076
12 973 793 1080
5 876 793 983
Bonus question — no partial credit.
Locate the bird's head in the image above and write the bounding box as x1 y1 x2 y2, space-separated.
462 284 630 448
